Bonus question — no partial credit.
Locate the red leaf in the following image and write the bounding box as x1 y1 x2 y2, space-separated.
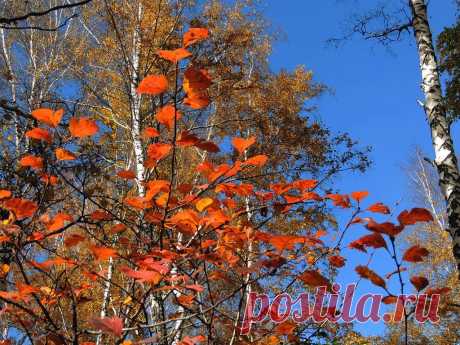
117 170 136 180
69 117 99 138
195 141 220 153
157 48 192 63
3 198 37 220
349 233 387 253
274 321 297 335
355 266 386 288
183 27 209 47
350 191 369 202
120 266 162 284
367 202 390 214
183 67 212 92
232 136 256 155
398 208 434 226
137 75 168 95
156 105 181 130
91 317 123 337
402 245 429 263
64 234 86 247
298 270 331 290
19 155 43 170
31 108 63 127
89 210 112 221
329 255 346 268
26 127 52 143
366 219 404 236
410 276 429 291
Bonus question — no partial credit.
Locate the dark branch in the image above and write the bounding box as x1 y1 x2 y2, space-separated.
328 5 413 47
0 13 78 31
0 0 92 24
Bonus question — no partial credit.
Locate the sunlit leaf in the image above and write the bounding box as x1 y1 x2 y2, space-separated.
137 75 168 95
69 117 99 138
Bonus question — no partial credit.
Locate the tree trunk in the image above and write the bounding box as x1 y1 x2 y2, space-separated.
410 0 460 276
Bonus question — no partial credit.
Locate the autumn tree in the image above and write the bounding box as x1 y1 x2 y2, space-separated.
0 1 443 345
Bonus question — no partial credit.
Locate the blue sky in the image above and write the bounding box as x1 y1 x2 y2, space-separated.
263 0 458 337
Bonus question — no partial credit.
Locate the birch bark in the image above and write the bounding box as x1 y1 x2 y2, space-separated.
410 0 460 275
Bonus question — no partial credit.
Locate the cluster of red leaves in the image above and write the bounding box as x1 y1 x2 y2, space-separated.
0 24 445 345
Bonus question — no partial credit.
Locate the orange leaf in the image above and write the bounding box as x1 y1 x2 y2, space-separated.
398 208 433 226
178 335 206 345
184 67 212 93
119 266 162 284
26 127 52 143
355 266 386 288
402 245 429 263
90 246 118 260
242 154 268 167
142 127 160 138
3 198 37 220
31 108 63 127
147 143 172 161
326 194 351 208
44 213 73 231
19 155 43 170
0 190 11 200
69 117 99 138
124 197 153 210
183 27 209 47
350 191 369 202
117 170 136 180
298 270 331 289
367 202 390 214
137 75 168 95
232 136 256 155
183 93 210 109
156 105 181 130
91 317 123 337
55 148 77 161
410 276 429 291
157 48 192 63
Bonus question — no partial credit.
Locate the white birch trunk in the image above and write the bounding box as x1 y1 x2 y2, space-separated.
131 1 146 197
410 0 460 276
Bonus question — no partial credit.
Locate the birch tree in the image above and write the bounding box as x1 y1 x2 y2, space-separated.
334 0 460 278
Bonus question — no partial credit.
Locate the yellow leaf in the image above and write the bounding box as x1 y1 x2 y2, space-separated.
196 197 213 212
1 264 9 275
